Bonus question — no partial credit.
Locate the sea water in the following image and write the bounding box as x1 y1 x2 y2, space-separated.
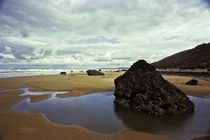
0 64 84 78
0 64 123 78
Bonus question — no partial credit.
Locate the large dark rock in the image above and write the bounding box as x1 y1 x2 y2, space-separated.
86 70 104 76
185 79 198 85
114 60 194 116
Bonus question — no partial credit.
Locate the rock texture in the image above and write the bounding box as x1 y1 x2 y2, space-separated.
191 136 210 140
60 72 66 75
185 79 198 85
114 60 194 116
86 70 104 76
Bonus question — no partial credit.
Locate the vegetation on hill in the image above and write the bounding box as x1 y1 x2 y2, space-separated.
152 43 210 69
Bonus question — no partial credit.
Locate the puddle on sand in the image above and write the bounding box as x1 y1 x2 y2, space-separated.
10 90 210 140
19 88 68 97
0 87 68 97
13 91 125 134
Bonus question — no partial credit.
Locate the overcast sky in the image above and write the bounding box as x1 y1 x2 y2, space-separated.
0 0 210 67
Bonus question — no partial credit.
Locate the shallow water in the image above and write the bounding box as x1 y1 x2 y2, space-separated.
19 88 68 97
11 91 210 140
0 88 68 97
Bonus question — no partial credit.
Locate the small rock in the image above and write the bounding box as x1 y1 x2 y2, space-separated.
185 79 198 85
86 70 104 76
60 72 66 75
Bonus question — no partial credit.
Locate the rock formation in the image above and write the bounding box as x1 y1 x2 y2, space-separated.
60 72 66 75
86 70 104 76
185 79 198 85
114 60 194 116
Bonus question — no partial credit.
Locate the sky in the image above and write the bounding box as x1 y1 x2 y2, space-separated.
0 0 210 67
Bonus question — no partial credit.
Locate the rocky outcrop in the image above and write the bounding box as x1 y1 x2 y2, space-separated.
185 79 198 85
114 60 194 116
60 72 66 75
86 70 104 76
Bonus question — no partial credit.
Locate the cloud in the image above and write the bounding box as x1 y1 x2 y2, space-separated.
66 36 120 45
203 0 210 7
0 38 53 63
0 0 210 67
0 0 5 10
0 46 5 52
21 31 29 38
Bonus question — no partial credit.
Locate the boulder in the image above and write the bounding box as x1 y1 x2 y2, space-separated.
86 70 104 76
114 60 194 116
185 79 198 85
60 72 66 75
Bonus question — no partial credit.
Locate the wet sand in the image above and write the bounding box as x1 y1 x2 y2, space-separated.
162 75 210 98
0 72 210 140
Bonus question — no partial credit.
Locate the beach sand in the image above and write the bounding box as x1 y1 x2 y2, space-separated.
0 72 209 140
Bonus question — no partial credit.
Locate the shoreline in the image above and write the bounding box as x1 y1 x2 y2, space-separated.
0 72 210 140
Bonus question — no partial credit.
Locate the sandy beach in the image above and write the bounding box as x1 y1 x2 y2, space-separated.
0 72 210 140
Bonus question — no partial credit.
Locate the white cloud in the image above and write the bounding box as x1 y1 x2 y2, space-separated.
0 0 210 67
0 46 15 59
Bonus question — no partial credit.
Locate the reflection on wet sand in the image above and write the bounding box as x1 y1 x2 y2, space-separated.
114 96 210 140
12 90 210 140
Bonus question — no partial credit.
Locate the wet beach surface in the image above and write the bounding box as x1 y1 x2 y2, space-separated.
9 88 210 140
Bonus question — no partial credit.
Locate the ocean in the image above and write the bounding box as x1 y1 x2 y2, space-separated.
0 64 125 78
